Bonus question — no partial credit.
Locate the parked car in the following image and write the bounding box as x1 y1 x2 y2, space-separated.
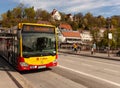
116 51 120 56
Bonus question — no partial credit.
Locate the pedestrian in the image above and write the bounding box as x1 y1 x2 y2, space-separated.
91 47 94 55
73 43 78 53
93 43 96 54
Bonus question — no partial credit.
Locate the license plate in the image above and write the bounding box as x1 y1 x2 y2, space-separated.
38 66 46 69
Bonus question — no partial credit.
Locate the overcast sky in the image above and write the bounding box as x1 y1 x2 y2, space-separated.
0 0 120 18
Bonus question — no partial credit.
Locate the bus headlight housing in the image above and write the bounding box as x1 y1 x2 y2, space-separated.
20 62 28 67
53 59 57 63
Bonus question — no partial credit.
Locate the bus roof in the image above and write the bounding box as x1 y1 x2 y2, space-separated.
19 23 56 28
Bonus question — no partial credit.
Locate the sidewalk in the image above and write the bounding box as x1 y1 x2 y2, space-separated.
0 57 34 88
0 66 18 88
59 49 120 61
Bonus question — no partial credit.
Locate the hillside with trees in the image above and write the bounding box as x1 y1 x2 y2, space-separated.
0 4 120 49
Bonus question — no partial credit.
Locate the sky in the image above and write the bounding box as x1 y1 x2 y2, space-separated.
0 0 120 18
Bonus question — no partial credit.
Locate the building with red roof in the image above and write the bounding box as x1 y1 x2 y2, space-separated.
59 23 72 31
58 23 82 44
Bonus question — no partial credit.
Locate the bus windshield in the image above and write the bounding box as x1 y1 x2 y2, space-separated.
22 33 56 57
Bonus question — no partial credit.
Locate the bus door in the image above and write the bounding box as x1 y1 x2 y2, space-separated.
12 35 18 66
7 35 16 66
10 35 18 66
7 37 13 64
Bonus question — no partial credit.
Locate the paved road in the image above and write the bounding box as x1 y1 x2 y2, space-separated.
22 68 86 88
22 53 120 88
58 53 120 87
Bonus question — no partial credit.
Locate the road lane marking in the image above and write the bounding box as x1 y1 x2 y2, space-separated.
60 54 120 68
104 68 119 73
58 65 120 87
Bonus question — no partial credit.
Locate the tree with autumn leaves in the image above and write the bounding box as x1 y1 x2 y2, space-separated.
0 4 120 48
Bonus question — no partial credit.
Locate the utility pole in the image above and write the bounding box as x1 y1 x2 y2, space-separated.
108 33 112 57
107 18 111 57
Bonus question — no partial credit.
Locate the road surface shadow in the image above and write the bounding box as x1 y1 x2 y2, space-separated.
0 56 17 72
20 68 52 74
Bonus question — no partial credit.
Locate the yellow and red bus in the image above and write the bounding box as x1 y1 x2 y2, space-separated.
0 23 58 71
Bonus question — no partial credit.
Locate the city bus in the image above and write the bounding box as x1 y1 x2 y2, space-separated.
0 23 58 71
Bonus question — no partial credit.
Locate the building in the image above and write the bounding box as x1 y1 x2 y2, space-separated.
80 30 92 45
66 14 74 21
58 23 82 46
51 9 61 21
0 27 9 33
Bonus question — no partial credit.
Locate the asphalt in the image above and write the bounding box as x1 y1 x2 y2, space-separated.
0 49 119 88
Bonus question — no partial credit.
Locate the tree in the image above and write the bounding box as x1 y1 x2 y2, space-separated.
74 12 83 28
90 28 100 45
12 7 22 19
111 16 120 28
96 15 106 28
59 12 66 22
7 10 13 19
1 3 26 27
84 12 94 29
24 7 35 22
69 21 79 31
1 13 8 27
114 28 120 48
98 29 117 49
36 9 51 21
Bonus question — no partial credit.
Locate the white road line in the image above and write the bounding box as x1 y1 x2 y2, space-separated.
60 54 120 67
85 60 120 68
104 68 119 73
81 64 119 73
58 65 120 87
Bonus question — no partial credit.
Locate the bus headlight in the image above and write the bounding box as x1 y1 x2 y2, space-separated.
53 59 57 63
20 62 28 67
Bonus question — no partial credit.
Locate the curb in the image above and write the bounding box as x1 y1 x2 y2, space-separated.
0 55 34 88
8 71 34 88
59 51 120 61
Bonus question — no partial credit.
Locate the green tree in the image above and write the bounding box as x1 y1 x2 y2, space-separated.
1 13 8 27
7 10 13 19
69 21 79 30
74 12 83 28
96 15 106 28
98 29 117 49
36 9 51 21
24 6 35 22
1 3 26 27
2 10 13 27
12 7 22 19
114 28 120 48
59 12 66 22
83 12 94 30
111 16 120 28
90 28 100 45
